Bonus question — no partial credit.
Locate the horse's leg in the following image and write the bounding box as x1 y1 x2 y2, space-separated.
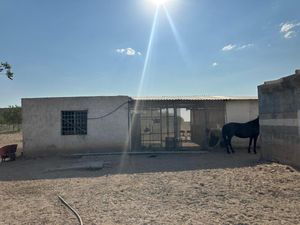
229 137 234 153
223 133 230 154
253 136 258 154
248 137 253 154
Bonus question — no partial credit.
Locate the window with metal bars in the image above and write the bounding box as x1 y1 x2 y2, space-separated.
61 111 87 135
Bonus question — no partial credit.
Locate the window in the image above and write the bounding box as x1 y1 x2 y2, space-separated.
61 111 87 135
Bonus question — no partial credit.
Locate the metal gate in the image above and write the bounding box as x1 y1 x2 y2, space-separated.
130 107 178 150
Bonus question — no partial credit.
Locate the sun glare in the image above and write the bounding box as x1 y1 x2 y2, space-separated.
150 0 168 6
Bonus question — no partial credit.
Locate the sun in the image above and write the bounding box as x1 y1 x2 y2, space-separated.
150 0 168 6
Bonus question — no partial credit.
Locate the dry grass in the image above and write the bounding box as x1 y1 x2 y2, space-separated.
0 132 23 155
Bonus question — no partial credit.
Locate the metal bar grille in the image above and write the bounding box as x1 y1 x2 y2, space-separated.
61 111 87 135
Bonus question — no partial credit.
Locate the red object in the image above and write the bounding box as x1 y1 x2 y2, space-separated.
0 144 17 162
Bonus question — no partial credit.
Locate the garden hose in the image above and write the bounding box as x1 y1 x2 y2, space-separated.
58 195 83 225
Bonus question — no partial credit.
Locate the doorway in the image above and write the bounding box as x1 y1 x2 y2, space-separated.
130 107 203 151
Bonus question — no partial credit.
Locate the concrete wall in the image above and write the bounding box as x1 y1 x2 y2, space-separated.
225 100 258 123
225 100 259 147
22 96 130 155
258 70 300 168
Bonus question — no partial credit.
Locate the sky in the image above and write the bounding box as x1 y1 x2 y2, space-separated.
0 0 300 107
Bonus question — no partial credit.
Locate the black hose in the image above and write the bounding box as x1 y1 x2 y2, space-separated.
88 101 129 120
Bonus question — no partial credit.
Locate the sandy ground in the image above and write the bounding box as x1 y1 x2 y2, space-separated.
0 134 299 225
0 154 299 225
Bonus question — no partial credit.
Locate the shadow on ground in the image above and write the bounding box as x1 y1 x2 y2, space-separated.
0 148 265 181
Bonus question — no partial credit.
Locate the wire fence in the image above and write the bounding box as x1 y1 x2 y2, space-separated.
0 124 21 134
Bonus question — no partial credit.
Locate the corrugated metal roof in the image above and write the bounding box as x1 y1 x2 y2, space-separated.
132 96 257 101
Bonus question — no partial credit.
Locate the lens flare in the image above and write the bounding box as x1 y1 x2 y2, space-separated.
137 7 159 96
163 5 190 69
150 0 168 6
119 7 160 171
121 0 187 171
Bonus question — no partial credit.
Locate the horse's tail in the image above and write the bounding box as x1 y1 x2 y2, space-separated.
221 126 228 147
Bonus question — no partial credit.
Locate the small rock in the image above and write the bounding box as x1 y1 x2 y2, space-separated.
285 166 295 172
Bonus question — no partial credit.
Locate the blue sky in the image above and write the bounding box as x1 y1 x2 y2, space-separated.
0 0 300 107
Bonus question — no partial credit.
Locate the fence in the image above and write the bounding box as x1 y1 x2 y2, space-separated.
0 124 22 134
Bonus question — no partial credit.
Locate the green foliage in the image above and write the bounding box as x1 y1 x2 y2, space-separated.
0 114 4 124
0 62 14 80
1 106 22 125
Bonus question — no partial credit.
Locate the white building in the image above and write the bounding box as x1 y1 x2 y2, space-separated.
22 95 258 155
22 96 130 155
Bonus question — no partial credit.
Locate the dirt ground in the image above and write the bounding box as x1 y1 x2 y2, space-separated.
0 134 299 225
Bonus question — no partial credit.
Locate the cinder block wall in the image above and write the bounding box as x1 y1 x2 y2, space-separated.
22 96 130 156
258 70 300 168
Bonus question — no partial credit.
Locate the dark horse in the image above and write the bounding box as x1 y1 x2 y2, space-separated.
222 117 259 154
